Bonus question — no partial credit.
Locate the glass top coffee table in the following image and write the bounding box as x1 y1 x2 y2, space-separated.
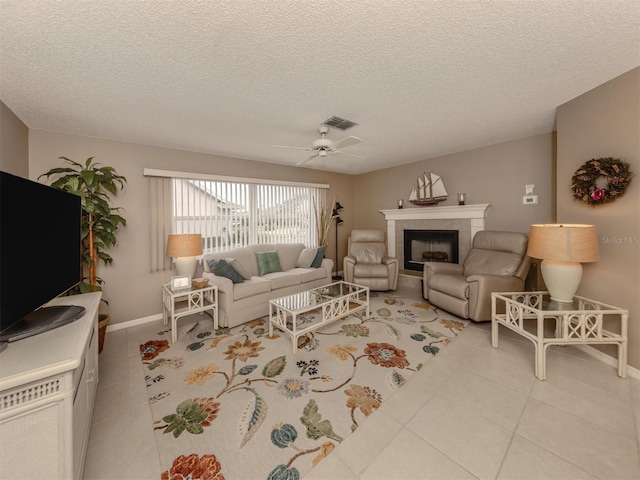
269 281 370 353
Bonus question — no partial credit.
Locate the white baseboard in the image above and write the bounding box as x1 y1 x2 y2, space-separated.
574 343 640 380
106 313 163 332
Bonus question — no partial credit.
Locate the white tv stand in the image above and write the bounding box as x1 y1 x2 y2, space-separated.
0 292 101 479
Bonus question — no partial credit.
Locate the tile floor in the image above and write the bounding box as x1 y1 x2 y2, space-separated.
83 286 640 479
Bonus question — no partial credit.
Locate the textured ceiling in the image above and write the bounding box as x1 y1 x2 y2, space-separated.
1 1 639 175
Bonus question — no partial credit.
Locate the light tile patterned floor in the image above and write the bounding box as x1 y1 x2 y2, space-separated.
83 286 640 479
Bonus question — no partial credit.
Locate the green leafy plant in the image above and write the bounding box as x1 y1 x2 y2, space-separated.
39 156 127 293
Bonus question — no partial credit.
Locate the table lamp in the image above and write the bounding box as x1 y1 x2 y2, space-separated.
527 224 599 303
166 233 203 279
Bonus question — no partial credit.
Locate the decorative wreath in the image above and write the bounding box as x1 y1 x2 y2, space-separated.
571 157 634 206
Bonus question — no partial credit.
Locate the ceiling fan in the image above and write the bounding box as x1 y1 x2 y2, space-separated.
274 126 364 166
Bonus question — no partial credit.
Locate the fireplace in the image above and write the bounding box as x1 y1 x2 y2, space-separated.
403 229 459 272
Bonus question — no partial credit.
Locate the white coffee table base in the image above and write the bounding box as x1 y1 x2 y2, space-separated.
269 281 369 354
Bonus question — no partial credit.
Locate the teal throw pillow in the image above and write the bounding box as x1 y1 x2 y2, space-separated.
207 258 244 284
311 246 325 268
256 251 282 276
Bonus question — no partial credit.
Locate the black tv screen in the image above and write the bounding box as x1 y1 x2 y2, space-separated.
0 171 84 342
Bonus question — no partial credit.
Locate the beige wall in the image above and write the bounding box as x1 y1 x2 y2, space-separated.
557 67 640 369
28 130 356 325
0 101 29 177
354 132 556 234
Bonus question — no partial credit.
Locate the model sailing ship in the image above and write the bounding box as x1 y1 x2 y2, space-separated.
409 172 448 206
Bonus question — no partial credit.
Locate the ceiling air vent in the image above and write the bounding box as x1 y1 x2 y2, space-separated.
323 116 358 130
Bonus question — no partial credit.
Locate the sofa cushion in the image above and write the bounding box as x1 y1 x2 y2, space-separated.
203 248 256 276
272 243 305 271
229 258 252 280
311 246 325 268
256 251 282 276
263 271 301 290
296 248 318 268
207 258 244 284
290 267 327 283
233 277 271 301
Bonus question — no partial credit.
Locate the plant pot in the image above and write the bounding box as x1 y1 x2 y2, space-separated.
98 313 110 353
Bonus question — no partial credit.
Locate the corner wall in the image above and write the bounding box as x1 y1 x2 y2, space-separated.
0 101 29 177
557 67 640 369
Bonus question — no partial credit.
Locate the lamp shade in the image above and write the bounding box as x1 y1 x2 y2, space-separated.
166 233 203 258
527 224 599 263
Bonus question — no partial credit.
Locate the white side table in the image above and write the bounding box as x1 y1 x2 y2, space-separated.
491 291 628 380
162 284 218 343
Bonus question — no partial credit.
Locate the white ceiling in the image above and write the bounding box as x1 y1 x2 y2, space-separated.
1 1 639 175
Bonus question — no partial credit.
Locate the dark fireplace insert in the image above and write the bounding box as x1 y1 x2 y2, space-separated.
403 229 459 272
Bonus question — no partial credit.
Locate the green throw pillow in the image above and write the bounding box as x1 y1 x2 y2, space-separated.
256 251 282 276
207 258 244 283
311 246 325 268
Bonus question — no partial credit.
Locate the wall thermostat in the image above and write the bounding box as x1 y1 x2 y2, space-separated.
523 195 538 205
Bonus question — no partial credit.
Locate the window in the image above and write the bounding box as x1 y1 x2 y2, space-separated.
145 169 329 271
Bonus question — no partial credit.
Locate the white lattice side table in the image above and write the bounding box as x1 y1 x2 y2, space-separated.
491 291 628 380
162 284 218 343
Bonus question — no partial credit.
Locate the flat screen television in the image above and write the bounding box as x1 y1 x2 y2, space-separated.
0 170 85 343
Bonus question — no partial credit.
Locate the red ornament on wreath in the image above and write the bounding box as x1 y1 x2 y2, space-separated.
571 157 634 206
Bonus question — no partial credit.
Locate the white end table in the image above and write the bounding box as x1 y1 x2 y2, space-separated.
491 291 628 380
162 284 218 343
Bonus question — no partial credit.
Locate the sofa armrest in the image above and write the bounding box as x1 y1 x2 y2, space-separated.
343 255 357 283
382 256 398 266
466 274 525 321
423 262 463 299
202 272 233 293
202 272 235 321
320 257 334 278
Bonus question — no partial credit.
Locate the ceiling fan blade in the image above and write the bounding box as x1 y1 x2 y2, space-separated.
296 152 319 166
332 136 362 150
333 150 365 160
273 145 314 151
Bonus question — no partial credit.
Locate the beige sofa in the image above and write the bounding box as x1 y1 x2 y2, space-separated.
423 230 530 322
202 243 333 328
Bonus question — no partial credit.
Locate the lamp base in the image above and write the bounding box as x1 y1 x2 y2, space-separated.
175 256 197 279
540 260 582 303
332 275 343 281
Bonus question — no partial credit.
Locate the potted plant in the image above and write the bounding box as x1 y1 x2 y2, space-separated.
40 157 127 352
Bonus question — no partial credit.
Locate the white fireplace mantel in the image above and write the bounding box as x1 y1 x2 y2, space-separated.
380 204 490 259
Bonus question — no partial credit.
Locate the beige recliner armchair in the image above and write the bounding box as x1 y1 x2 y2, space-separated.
423 230 530 321
343 229 399 291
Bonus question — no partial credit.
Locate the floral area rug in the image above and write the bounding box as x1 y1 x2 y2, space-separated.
139 292 467 480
